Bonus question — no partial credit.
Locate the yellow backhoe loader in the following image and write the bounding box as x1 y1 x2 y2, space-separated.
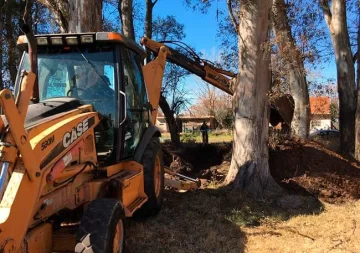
0 25 236 253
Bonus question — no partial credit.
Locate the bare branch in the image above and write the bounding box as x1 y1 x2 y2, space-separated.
226 0 239 34
37 0 69 32
319 0 333 30
353 51 359 63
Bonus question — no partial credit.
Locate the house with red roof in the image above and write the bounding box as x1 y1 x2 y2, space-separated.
309 96 332 133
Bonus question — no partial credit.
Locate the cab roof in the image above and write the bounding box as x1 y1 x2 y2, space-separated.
17 32 146 59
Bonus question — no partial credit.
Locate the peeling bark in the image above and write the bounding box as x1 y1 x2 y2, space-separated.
225 0 283 197
69 0 102 33
320 0 356 154
272 0 310 139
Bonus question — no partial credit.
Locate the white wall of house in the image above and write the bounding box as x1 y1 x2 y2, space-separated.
310 119 331 133
155 118 168 132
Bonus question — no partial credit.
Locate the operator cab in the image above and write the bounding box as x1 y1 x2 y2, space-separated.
15 32 151 164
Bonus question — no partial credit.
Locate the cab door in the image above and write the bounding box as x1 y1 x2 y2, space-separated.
121 48 150 158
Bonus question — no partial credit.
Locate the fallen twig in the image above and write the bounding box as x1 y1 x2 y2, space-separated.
328 219 356 252
281 226 315 241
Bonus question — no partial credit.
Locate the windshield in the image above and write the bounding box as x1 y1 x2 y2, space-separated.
17 45 117 117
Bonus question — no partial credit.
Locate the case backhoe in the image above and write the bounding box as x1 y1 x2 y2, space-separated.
0 26 235 253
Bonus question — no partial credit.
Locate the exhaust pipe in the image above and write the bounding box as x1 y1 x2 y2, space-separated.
20 24 39 103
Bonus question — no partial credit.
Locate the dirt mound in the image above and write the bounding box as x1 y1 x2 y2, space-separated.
269 140 360 203
163 140 360 203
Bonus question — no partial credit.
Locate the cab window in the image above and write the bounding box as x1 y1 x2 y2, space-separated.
122 49 149 157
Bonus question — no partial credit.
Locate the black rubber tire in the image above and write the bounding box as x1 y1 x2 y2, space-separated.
75 198 125 253
134 137 164 218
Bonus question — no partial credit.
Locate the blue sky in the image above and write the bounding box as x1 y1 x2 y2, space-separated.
151 0 231 102
153 1 226 54
104 0 346 102
152 1 339 100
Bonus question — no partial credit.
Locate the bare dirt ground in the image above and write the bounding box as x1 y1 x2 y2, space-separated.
126 139 360 252
270 139 360 203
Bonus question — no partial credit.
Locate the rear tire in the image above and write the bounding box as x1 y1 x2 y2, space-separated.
75 198 125 253
134 137 164 218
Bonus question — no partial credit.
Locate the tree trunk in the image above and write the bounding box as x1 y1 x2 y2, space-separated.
143 0 181 148
354 0 360 160
145 0 154 39
69 0 102 33
320 0 356 154
144 0 156 62
37 0 69 32
159 94 181 149
225 0 282 197
118 0 135 40
272 0 310 139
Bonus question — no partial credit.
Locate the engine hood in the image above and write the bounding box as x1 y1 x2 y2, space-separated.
1 97 83 129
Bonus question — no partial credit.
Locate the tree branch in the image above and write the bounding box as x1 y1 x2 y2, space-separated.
319 0 333 29
37 0 69 32
226 0 239 34
354 52 359 63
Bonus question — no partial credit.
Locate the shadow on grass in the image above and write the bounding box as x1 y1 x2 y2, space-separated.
125 185 324 253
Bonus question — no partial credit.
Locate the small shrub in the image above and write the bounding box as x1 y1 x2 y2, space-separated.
180 133 197 143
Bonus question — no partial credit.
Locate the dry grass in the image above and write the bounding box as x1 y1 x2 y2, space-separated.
161 132 233 144
125 139 360 252
123 186 360 253
245 201 360 253
311 135 340 152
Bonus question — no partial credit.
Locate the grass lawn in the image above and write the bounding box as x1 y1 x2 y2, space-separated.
160 131 233 144
126 187 360 253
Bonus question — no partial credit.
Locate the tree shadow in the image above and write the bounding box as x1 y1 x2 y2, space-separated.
125 187 246 253
125 184 324 253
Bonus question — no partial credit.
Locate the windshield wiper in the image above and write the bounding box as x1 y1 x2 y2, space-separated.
76 48 109 85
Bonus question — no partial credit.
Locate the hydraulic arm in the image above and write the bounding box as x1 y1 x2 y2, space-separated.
140 37 236 123
140 37 235 95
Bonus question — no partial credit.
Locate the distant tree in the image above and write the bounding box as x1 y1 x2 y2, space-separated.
152 16 190 149
0 0 60 90
192 83 233 130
